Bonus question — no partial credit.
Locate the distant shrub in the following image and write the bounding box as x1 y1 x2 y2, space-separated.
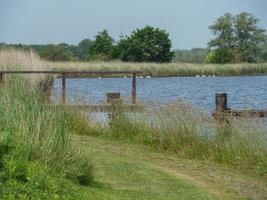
40 44 77 61
206 48 234 64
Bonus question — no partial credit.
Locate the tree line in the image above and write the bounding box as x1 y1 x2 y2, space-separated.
0 26 173 63
1 12 267 63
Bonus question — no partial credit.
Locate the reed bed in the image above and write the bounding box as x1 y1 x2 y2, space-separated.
78 99 267 176
47 61 267 77
1 48 266 77
0 49 93 198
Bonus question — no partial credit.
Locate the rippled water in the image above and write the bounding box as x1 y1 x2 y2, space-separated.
53 75 267 112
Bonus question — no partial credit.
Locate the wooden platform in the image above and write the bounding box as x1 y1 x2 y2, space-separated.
213 93 267 118
51 104 145 112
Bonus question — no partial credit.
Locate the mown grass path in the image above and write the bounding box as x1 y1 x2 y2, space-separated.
73 135 267 200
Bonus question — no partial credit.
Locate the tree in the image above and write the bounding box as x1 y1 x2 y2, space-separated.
78 39 92 60
116 26 173 62
40 44 75 61
88 30 114 60
206 48 234 64
173 48 208 63
208 12 267 63
260 45 267 62
234 12 267 62
208 13 235 49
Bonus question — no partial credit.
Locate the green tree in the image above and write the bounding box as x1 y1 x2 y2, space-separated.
260 45 267 61
117 26 173 62
78 39 92 60
40 44 75 61
208 13 235 49
208 12 267 63
206 48 234 64
234 12 267 62
88 30 114 60
173 48 208 63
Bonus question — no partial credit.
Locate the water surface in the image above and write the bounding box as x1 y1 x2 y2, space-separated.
53 76 267 113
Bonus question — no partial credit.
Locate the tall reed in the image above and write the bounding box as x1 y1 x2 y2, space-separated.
0 49 94 186
86 99 267 175
47 61 267 77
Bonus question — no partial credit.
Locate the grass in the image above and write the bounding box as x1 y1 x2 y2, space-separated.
73 134 267 199
1 48 267 77
0 49 94 199
74 100 267 178
0 48 266 199
46 60 267 77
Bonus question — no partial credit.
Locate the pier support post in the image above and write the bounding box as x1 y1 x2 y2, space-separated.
0 73 3 85
215 93 232 137
132 73 136 104
107 92 121 121
62 73 66 103
215 93 228 113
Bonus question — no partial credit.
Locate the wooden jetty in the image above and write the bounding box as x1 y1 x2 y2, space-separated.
213 93 267 118
0 70 144 116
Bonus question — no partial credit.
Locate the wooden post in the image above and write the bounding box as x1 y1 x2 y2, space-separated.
107 92 121 104
215 93 228 113
215 93 232 137
106 92 121 121
0 73 3 84
62 73 66 103
132 73 136 104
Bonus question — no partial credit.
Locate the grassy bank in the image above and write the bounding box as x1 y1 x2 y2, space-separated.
1 49 266 199
47 61 267 77
75 100 267 178
75 135 267 200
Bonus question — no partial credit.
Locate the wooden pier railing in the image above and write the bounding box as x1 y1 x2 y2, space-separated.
0 70 143 105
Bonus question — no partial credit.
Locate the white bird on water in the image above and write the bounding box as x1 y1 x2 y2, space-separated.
98 77 102 79
146 76 151 79
196 75 200 77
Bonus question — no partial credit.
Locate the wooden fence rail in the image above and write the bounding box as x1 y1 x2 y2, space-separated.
0 70 143 105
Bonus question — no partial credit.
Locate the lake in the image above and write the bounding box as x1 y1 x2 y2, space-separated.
53 75 267 113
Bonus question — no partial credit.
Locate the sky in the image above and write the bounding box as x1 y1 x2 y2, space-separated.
0 0 267 49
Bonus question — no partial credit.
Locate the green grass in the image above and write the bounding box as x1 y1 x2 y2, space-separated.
0 77 94 199
1 48 266 199
1 48 267 77
72 135 267 200
74 101 267 178
46 61 267 77
1 79 266 200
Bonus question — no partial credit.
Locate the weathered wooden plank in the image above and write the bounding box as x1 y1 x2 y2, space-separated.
50 104 144 112
0 70 143 74
227 109 267 117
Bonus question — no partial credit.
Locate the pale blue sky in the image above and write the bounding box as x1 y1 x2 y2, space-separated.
0 0 266 49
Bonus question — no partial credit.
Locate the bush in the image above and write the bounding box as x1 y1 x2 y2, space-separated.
40 44 77 61
207 48 234 63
